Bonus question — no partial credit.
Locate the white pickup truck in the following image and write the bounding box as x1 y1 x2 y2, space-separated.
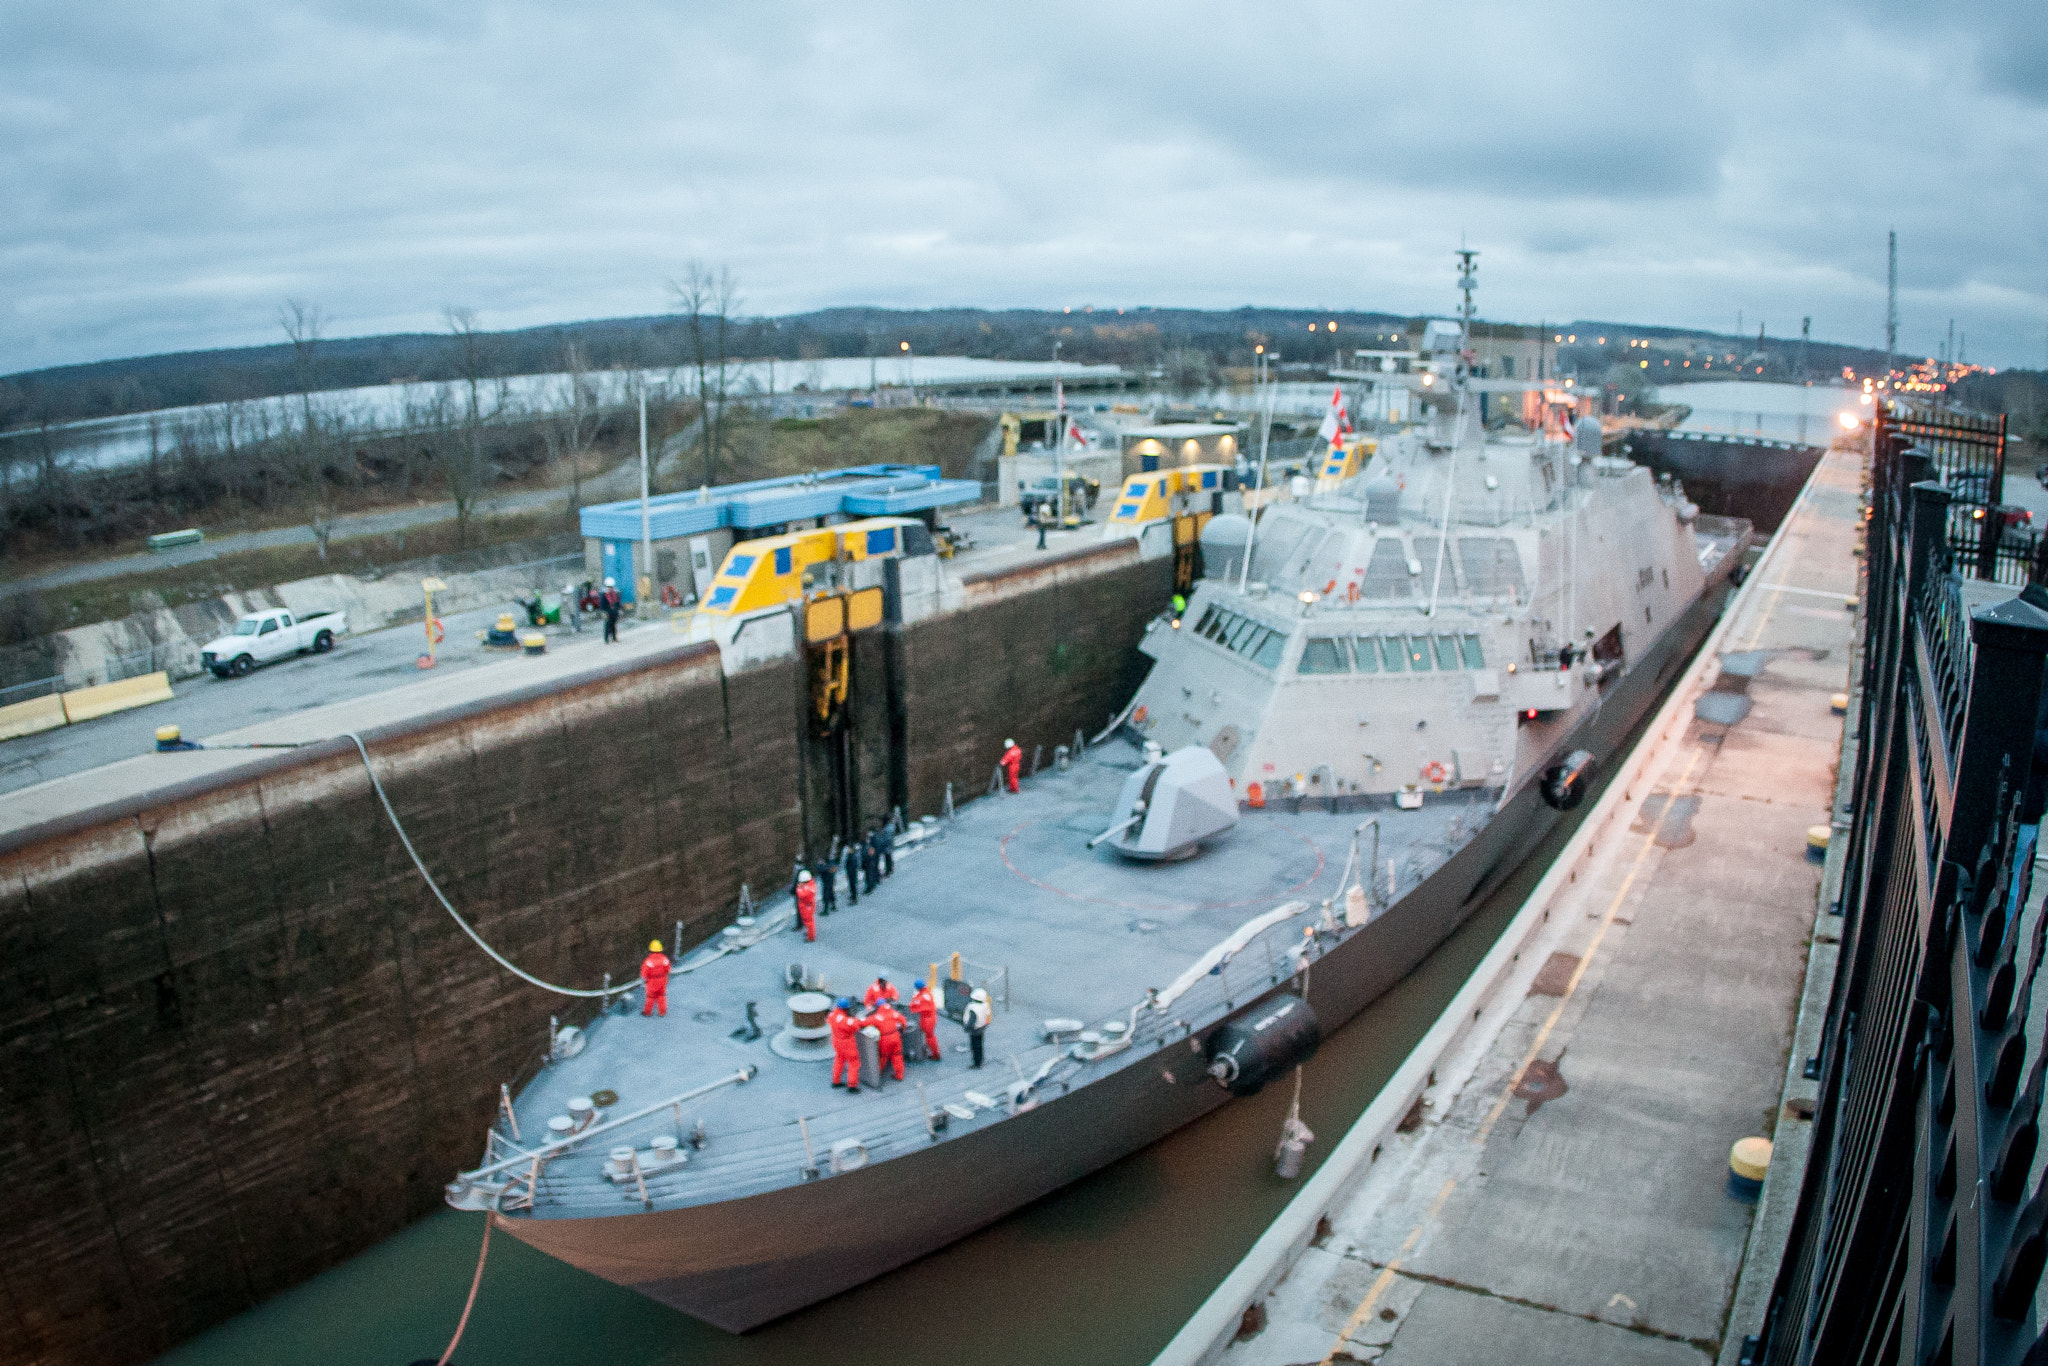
200 608 347 679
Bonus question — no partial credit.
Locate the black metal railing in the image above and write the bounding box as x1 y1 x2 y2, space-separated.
1752 402 2048 1366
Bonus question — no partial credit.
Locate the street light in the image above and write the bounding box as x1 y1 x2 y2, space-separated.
900 341 914 402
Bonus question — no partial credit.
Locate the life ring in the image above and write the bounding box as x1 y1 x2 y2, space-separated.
1422 761 1449 784
425 616 446 644
661 583 683 607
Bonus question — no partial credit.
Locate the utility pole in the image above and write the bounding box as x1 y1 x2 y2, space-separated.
1800 316 1811 383
638 382 652 607
1885 230 1898 388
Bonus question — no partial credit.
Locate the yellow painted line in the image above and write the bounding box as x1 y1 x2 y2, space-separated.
1473 743 1707 1147
1321 1179 1457 1365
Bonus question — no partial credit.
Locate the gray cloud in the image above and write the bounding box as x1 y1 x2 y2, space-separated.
1 0 2044 375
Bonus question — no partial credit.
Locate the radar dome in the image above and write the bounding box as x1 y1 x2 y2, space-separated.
1199 513 1252 580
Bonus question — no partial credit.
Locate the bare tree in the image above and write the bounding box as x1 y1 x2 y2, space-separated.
551 340 597 520
279 300 337 558
672 262 740 487
439 306 495 547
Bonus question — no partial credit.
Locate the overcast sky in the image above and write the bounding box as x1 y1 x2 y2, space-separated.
3 1 2044 377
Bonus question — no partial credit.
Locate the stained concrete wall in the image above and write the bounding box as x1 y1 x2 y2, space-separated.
0 643 802 1366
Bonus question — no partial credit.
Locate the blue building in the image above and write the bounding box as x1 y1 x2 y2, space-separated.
577 464 981 603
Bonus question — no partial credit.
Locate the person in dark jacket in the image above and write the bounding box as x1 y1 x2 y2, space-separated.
600 577 623 643
842 841 861 907
811 857 837 915
875 823 895 878
860 831 881 895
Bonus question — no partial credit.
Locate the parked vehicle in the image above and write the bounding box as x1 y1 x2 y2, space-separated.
1017 473 1101 523
200 608 348 678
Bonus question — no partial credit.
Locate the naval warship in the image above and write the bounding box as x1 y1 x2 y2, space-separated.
444 288 1750 1332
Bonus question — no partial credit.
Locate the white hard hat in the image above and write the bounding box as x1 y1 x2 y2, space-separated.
1005 738 1015 748
971 988 989 1002
603 576 616 587
797 869 812 882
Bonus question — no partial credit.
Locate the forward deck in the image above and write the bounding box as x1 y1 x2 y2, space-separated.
493 744 1493 1218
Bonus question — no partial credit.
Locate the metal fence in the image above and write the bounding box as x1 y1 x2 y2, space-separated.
1751 402 2048 1364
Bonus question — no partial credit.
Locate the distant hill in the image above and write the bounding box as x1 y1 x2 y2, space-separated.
0 305 1900 431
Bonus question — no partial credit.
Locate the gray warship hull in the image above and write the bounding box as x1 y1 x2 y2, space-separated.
494 568 1737 1332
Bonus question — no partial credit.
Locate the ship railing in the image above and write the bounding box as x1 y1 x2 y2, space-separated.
503 912 1343 1215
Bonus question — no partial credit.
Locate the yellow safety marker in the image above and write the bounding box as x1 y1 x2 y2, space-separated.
1807 825 1831 853
1730 1137 1773 1182
1829 692 1849 714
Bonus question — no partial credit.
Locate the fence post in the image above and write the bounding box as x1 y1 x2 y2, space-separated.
1938 590 2048 1365
1906 479 1953 612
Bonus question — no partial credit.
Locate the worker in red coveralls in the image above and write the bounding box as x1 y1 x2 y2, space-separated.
794 868 818 942
909 979 942 1061
863 975 899 1009
640 939 671 1017
829 997 862 1090
867 999 908 1082
999 737 1023 793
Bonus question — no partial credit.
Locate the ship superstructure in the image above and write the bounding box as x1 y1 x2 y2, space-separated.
447 259 1749 1332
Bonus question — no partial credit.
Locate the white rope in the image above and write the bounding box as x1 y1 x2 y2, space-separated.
345 732 622 1000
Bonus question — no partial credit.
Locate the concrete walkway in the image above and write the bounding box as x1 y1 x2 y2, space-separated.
1220 442 1864 1366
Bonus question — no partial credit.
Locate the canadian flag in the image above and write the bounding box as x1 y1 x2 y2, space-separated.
1316 385 1352 444
1066 418 1090 449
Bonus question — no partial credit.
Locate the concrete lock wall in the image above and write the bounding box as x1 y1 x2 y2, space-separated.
0 540 1170 1366
0 643 802 1366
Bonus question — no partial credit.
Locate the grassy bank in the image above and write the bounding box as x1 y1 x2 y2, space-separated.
0 511 572 646
660 407 992 492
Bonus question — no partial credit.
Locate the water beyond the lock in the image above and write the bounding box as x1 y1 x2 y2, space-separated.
151 732 1642 1366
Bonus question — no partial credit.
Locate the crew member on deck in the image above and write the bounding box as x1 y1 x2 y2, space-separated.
828 998 862 1090
795 869 818 942
867 998 907 1081
864 975 899 1009
842 840 862 907
812 856 838 915
999 738 1023 793
964 987 992 1068
909 980 941 1061
640 940 671 1017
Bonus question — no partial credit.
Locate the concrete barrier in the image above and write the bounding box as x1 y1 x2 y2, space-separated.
1149 472 1822 1366
59 671 174 724
0 692 68 741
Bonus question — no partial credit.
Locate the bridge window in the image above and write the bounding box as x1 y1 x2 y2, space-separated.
1351 636 1380 673
1298 637 1350 674
724 554 756 578
1117 502 1142 519
1250 629 1286 669
707 586 737 609
1433 634 1461 670
1379 636 1406 672
1461 633 1486 668
1405 636 1433 671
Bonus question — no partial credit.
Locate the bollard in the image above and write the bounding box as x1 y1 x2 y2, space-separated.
1728 1136 1771 1200
944 782 956 820
1054 744 1070 771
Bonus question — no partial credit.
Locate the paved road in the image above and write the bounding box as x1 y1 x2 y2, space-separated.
0 599 663 797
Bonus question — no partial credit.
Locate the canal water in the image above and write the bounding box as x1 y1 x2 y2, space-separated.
150 729 1644 1366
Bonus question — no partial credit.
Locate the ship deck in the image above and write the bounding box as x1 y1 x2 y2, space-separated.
495 741 1490 1218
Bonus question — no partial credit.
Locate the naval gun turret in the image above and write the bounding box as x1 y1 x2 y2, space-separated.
1088 745 1238 861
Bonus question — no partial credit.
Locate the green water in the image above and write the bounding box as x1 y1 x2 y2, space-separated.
153 764 1626 1366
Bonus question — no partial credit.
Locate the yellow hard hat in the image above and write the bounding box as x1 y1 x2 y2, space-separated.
649 939 664 952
